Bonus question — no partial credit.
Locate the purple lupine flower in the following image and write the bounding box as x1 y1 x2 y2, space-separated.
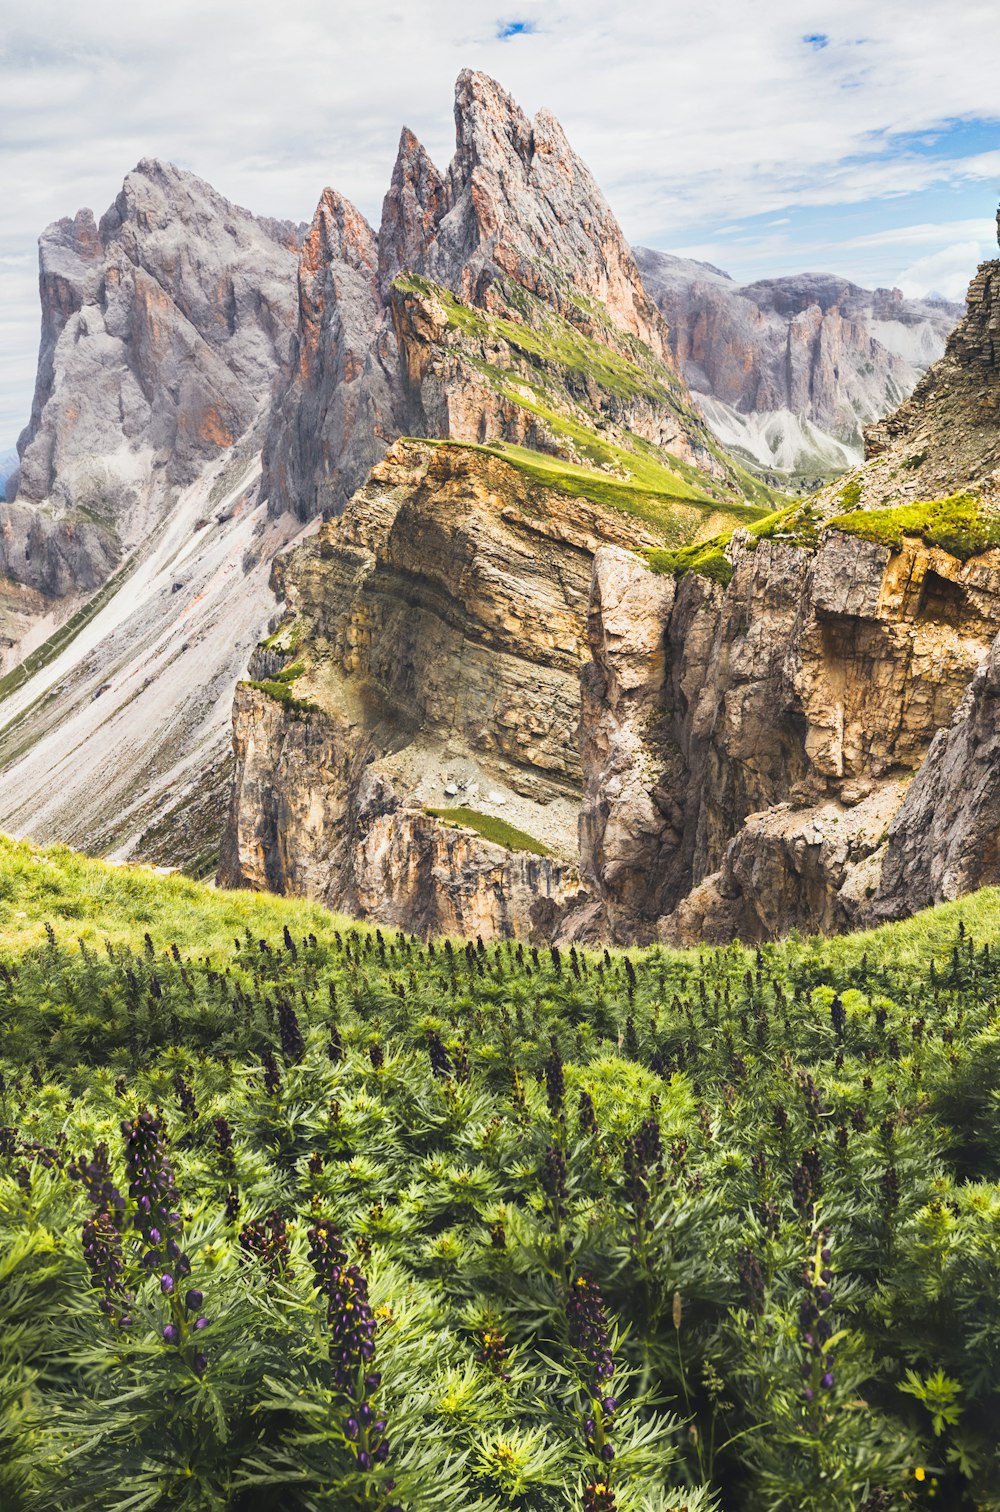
568 1275 616 1396
426 1029 452 1079
307 1221 392 1471
81 1211 130 1324
544 1036 565 1119
121 1109 205 1362
277 997 305 1065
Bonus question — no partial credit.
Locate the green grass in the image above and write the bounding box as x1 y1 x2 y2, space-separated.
242 677 314 713
416 436 766 547
644 499 825 585
425 807 552 856
0 834 340 954
394 273 677 406
827 490 1000 560
4 839 1000 1506
645 539 735 586
272 661 306 684
836 478 863 510
394 273 789 516
1 831 996 969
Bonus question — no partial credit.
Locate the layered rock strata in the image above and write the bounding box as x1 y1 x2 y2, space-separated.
220 440 662 938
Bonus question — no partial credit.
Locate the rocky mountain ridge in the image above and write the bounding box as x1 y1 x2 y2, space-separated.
637 248 961 483
261 70 766 532
0 161 303 673
221 238 1000 941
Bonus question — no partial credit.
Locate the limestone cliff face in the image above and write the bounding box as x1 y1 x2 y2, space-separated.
636 249 960 479
4 161 301 609
873 629 1000 915
221 440 660 937
577 529 1000 943
261 190 402 524
223 242 1000 944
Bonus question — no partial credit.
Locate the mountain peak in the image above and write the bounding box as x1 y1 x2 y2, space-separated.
378 127 445 294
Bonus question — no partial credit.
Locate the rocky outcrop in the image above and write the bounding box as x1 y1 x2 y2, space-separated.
261 190 402 524
577 548 677 935
420 72 670 359
2 160 301 616
221 684 583 941
221 439 662 937
873 630 1000 916
577 529 1000 943
636 248 960 479
860 259 1000 503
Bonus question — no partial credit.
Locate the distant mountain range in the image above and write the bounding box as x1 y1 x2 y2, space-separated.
636 249 962 483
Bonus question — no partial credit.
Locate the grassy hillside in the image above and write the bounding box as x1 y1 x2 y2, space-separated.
2 836 1000 1509
393 273 786 524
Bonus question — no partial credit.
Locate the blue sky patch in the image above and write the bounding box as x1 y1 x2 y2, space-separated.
803 33 829 49
497 20 536 39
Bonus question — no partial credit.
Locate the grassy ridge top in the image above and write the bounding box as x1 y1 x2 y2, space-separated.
826 490 1000 561
393 273 785 518
1 832 997 969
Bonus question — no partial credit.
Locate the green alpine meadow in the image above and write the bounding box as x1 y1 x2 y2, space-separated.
2 838 999 1509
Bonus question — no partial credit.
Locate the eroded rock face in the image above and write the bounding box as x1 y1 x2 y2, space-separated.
577 547 677 938
262 190 403 524
873 630 1000 916
220 687 583 940
3 160 301 605
637 249 960 477
837 258 1000 510
423 72 670 358
578 530 1000 943
221 440 658 937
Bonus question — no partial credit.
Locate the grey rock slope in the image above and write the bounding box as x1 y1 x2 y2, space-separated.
636 248 961 480
1 160 301 654
0 449 17 494
0 163 307 870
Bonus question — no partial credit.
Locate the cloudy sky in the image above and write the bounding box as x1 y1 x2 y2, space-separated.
2 0 999 444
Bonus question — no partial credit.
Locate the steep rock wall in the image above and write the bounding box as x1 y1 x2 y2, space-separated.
577 529 1000 942
221 440 659 937
4 161 300 610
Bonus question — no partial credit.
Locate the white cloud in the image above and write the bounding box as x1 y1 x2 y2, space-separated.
897 240 989 299
1 0 1000 438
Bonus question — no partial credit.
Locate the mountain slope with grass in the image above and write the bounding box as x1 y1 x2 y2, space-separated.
2 836 1000 1509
